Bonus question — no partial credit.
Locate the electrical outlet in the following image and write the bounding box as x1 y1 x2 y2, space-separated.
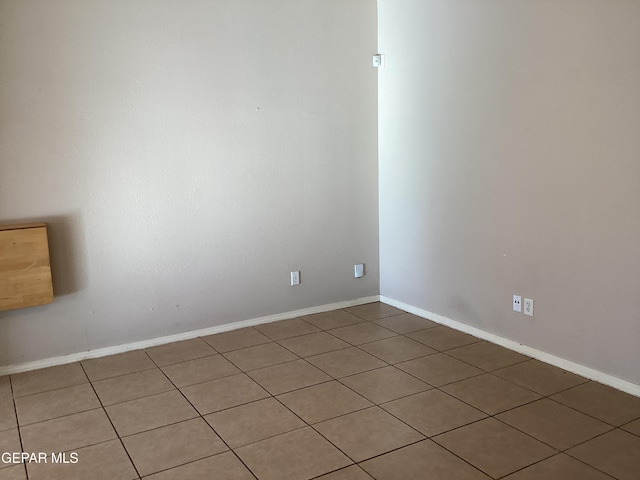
290 271 300 286
513 295 522 313
524 298 534 316
354 264 364 278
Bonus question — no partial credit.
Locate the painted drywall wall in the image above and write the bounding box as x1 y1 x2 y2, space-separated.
379 0 640 385
0 0 378 365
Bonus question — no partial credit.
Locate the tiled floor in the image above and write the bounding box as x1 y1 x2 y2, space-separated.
1 302 640 480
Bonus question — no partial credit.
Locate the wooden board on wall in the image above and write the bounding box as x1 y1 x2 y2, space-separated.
0 223 54 311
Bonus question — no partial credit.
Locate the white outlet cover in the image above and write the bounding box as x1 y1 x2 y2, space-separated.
290 271 300 286
354 264 364 278
524 298 534 316
513 295 522 313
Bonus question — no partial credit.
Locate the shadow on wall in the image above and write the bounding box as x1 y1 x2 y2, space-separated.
1 212 88 297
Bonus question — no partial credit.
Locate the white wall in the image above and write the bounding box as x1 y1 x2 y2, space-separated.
379 0 640 385
0 0 379 366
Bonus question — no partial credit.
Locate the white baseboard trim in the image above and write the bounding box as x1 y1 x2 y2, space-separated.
0 295 380 376
381 296 640 398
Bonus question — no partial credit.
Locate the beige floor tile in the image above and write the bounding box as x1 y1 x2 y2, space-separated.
434 418 556 478
144 451 254 480
302 310 365 330
223 342 297 371
329 322 397 345
248 359 331 395
0 377 10 396
0 390 17 431
236 427 351 480
202 327 271 353
21 409 117 453
254 318 320 340
11 363 87 397
82 351 156 382
122 418 227 477
343 302 405 321
26 439 137 480
0 465 26 480
277 381 372 424
205 397 304 448
315 407 424 462
622 418 640 436
106 390 197 436
551 381 640 426
145 338 216 366
408 326 481 351
340 366 430 404
361 440 490 480
446 342 530 371
373 313 439 334
497 399 612 450
503 453 614 480
396 353 482 386
494 360 588 396
382 390 486 437
567 429 640 480
441 374 542 415
358 336 436 364
306 347 387 378
92 369 175 406
0 430 21 470
161 354 239 387
181 373 269 415
315 465 373 480
15 383 100 426
278 332 350 357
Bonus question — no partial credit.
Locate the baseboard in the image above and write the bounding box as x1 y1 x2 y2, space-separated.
380 296 640 398
0 295 380 376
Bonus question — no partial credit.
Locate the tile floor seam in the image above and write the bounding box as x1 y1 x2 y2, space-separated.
486 367 586 400
439 348 531 374
428 387 611 456
134 451 259 480
306 416 424 466
489 451 615 480
541 395 626 429
81 363 158 384
254 317 321 342
78 361 142 480
151 351 220 369
342 307 405 322
16 404 105 429
621 420 640 437
435 375 544 416
8 376 27 480
9 378 91 401
545 381 640 429
144 349 260 480
197 328 270 354
221 351 300 374
265 389 364 470
559 449 623 480
430 429 550 480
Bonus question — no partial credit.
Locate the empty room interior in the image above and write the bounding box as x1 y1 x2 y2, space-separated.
1 0 639 479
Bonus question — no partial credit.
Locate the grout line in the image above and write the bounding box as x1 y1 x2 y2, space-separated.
7 377 29 480
144 350 260 480
78 361 143 480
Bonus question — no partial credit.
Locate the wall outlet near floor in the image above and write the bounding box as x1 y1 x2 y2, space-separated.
513 295 522 313
524 298 534 316
290 271 300 286
354 263 364 278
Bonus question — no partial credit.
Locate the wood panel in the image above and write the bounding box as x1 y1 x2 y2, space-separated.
0 223 54 311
